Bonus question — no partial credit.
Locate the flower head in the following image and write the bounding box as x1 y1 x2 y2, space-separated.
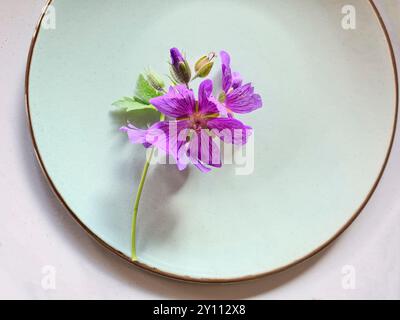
121 79 252 172
218 51 262 115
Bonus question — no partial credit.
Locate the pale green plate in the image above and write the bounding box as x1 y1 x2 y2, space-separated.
27 0 397 282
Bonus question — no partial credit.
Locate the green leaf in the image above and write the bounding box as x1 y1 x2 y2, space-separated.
135 74 162 103
112 97 156 112
133 96 150 105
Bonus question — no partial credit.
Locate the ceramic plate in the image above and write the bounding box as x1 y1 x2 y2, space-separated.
26 0 397 282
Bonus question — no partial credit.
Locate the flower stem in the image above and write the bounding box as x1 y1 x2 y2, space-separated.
131 114 165 261
131 147 154 261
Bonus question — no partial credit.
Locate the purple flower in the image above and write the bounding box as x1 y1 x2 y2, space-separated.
169 47 191 84
121 79 252 172
219 50 262 115
170 48 184 66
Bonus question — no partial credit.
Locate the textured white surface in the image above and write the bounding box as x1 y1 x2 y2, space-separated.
0 0 399 299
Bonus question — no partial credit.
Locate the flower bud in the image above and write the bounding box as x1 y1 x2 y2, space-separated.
169 47 192 84
194 52 216 78
146 70 165 91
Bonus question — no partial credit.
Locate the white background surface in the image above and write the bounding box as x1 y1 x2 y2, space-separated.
0 0 399 299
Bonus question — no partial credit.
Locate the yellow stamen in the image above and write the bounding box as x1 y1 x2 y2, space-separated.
204 113 219 119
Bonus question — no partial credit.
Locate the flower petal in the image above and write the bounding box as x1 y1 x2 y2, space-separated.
150 121 192 168
121 120 191 169
220 50 232 93
220 50 231 68
198 79 220 115
225 83 262 114
207 117 253 145
120 125 148 146
170 47 184 66
232 71 243 89
187 130 222 172
149 85 195 118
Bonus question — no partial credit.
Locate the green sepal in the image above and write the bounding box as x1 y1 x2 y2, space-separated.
135 74 162 103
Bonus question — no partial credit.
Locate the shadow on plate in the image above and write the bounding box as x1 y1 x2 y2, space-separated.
22 90 327 298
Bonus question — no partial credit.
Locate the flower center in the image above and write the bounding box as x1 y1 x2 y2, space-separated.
189 112 211 131
189 112 208 131
218 92 226 103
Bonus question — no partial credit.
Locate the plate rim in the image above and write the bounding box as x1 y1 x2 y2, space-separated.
25 0 399 283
